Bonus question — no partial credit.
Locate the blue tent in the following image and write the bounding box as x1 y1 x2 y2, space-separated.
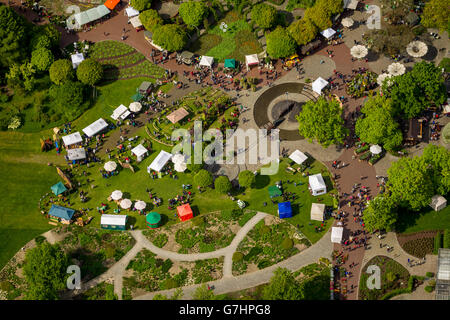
278 201 292 219
51 182 67 196
48 205 75 222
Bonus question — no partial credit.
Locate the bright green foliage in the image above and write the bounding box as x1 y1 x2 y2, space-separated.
6 61 36 91
0 5 29 68
296 97 348 148
179 1 208 27
238 170 256 189
129 0 152 11
23 242 69 300
287 18 318 46
49 59 74 85
266 26 296 58
193 284 216 300
49 81 85 118
152 24 187 52
410 61 447 106
421 144 450 196
31 48 54 72
355 96 402 151
187 162 203 173
139 9 163 32
262 267 303 300
303 5 332 30
251 3 278 29
30 34 52 51
363 195 398 232
194 169 213 188
76 58 103 86
316 0 344 15
421 0 450 31
36 24 61 48
214 175 232 194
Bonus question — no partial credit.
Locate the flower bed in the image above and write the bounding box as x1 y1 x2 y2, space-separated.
359 151 371 161
346 71 378 98
354 144 370 155
369 154 382 165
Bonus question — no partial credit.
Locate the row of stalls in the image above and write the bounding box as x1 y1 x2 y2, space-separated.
66 0 121 31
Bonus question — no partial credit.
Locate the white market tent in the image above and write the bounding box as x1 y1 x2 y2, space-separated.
320 28 336 39
71 53 85 69
331 227 344 243
311 203 325 221
245 54 259 71
111 104 128 121
83 118 108 137
130 16 142 28
101 214 127 227
309 173 327 196
67 148 86 161
148 150 172 172
312 77 329 94
430 195 447 211
199 56 214 68
131 144 148 162
62 132 83 147
289 150 308 165
67 5 111 30
344 0 359 10
125 6 139 17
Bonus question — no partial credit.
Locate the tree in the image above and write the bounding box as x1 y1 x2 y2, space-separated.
49 59 74 85
355 96 402 151
410 61 447 107
194 169 213 188
129 0 152 11
38 24 61 48
31 47 54 72
303 5 332 30
214 176 232 194
266 26 296 59
296 97 348 148
6 61 36 91
287 18 318 46
139 9 163 32
363 195 398 232
421 144 450 196
315 0 343 15
251 3 278 29
238 170 255 189
179 1 208 28
364 25 414 57
421 0 450 31
152 24 187 52
262 268 303 300
30 34 52 51
187 161 203 173
76 58 103 86
23 242 69 300
49 81 85 119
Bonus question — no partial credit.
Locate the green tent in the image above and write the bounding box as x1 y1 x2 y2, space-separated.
131 92 144 102
146 212 161 229
224 59 236 69
268 185 282 198
51 182 67 196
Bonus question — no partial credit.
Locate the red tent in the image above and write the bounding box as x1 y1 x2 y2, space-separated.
177 204 193 222
104 0 120 10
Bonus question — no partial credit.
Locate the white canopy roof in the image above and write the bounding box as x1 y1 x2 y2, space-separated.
120 110 131 120
174 162 187 172
62 132 83 146
129 102 142 112
111 190 123 200
309 173 326 192
71 53 85 69
311 203 325 221
125 6 139 17
148 150 172 172
101 214 127 226
289 150 308 165
344 0 359 10
111 104 128 121
331 227 344 243
245 54 259 66
131 144 148 158
320 28 336 39
120 198 132 209
430 195 447 211
67 148 86 161
199 56 214 67
312 77 329 94
130 15 142 28
83 118 108 137
370 144 382 155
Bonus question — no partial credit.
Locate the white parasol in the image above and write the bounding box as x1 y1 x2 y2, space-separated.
171 153 185 164
120 198 132 209
377 73 393 86
104 161 117 172
341 17 354 28
134 200 146 211
174 162 187 172
350 45 368 59
406 41 428 58
111 190 123 200
387 62 406 76
370 145 382 155
129 102 142 112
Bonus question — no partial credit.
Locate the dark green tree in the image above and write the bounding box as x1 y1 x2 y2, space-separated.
31 47 54 72
266 26 296 59
49 59 74 85
76 58 103 86
30 34 52 51
410 61 447 107
238 170 256 189
139 9 163 32
214 175 232 194
262 268 303 300
152 24 187 52
179 1 208 28
251 3 278 29
194 169 213 188
49 81 85 118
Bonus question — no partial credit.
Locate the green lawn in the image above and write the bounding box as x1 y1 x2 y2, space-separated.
396 204 450 234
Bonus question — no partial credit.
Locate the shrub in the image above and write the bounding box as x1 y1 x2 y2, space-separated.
251 3 277 29
238 170 256 188
77 58 103 86
34 235 46 245
129 0 152 11
31 47 54 72
232 252 244 262
426 272 434 278
0 281 14 292
139 9 163 32
164 278 178 289
214 175 232 194
281 238 294 250
259 225 271 235
49 59 74 85
194 169 213 188
424 286 433 293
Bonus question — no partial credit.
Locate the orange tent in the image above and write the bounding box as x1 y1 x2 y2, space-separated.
104 0 120 10
177 204 193 222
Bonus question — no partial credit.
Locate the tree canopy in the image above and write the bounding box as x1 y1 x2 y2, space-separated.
238 170 256 189
76 58 103 86
179 1 208 27
287 18 318 46
421 144 450 196
303 5 332 30
316 0 344 15
152 24 187 52
49 81 85 119
31 47 54 72
49 59 74 85
194 169 213 188
139 9 163 32
262 268 303 300
266 26 296 59
129 0 152 11
296 97 348 148
214 175 232 194
421 0 450 31
363 194 398 232
251 3 278 29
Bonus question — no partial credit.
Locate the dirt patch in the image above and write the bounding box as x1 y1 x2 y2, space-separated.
43 230 68 244
246 263 259 274
264 215 281 226
396 230 440 247
295 243 307 252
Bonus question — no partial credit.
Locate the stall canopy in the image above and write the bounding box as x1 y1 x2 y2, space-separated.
49 205 75 221
148 150 172 172
111 104 128 121
312 77 329 94
167 107 189 124
83 118 108 137
71 53 85 69
146 212 161 228
138 81 153 95
309 173 327 196
104 0 120 10
224 59 236 69
320 28 336 39
199 56 214 68
331 227 343 243
268 185 282 198
344 0 359 10
131 144 148 158
130 16 142 28
101 214 127 228
289 150 308 165
177 204 194 222
62 132 83 147
67 148 87 161
278 201 292 219
68 5 111 29
51 182 67 196
245 54 259 70
311 203 325 221
125 6 139 17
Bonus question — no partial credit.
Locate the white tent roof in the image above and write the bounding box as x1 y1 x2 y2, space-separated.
311 203 325 221
83 118 108 137
199 56 214 67
125 6 139 17
67 148 86 161
101 214 127 226
331 227 344 243
131 144 148 158
120 110 131 120
245 54 259 65
344 0 359 10
312 77 329 94
71 53 85 68
289 150 308 165
309 174 326 192
111 104 128 121
430 195 447 210
148 150 172 172
62 132 83 146
320 28 336 39
130 15 142 28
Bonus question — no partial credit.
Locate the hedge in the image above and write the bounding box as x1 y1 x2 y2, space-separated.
355 145 369 154
444 229 450 249
433 232 443 254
